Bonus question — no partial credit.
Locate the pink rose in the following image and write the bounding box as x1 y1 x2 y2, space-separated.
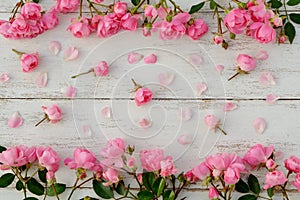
97 14 120 38
94 61 109 76
160 156 177 177
284 156 300 173
184 170 199 183
293 173 300 192
46 171 55 181
273 17 283 27
103 168 119 186
224 8 251 34
248 1 267 22
208 187 219 199
186 19 208 40
224 167 241 184
20 53 39 72
135 87 153 106
21 3 41 20
64 148 99 171
67 17 91 38
266 159 277 170
36 146 60 172
0 146 36 169
144 5 158 18
249 22 276 43
279 35 288 43
121 13 138 31
237 54 256 72
244 144 274 168
126 157 136 168
191 162 210 180
140 149 164 172
0 22 15 39
113 1 128 18
55 0 80 13
204 114 219 131
101 138 125 168
42 104 63 124
213 35 223 45
41 9 59 30
11 16 30 35
264 170 287 189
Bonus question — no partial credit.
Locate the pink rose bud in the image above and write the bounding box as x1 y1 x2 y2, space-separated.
36 104 63 126
279 35 288 43
224 8 251 34
204 114 227 135
213 35 224 45
55 0 80 13
264 170 288 189
135 88 153 106
273 17 283 27
144 5 157 18
266 159 277 170
94 61 109 76
126 157 136 168
208 187 219 199
228 54 256 81
284 156 300 173
21 2 41 20
293 173 300 192
186 18 208 40
21 53 39 72
113 1 128 18
67 17 91 38
64 148 99 171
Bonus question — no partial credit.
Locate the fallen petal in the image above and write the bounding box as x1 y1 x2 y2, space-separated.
35 72 48 88
144 54 157 64
223 102 238 112
259 72 276 86
177 134 192 145
189 54 202 66
179 107 193 121
158 72 175 86
128 52 143 64
8 112 23 128
139 118 152 129
64 86 77 98
64 46 79 61
253 117 266 134
48 41 61 56
215 65 224 74
82 125 92 136
255 50 269 60
195 82 207 96
266 94 279 104
101 106 112 119
0 73 10 82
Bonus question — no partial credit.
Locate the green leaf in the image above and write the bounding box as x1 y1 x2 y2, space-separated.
0 145 7 153
47 183 66 196
284 22 296 43
290 13 300 24
92 180 114 199
210 0 216 9
268 0 283 8
16 180 24 191
137 190 155 200
248 174 260 195
189 2 205 14
32 0 40 3
27 178 45 196
267 188 275 197
131 0 141 6
115 180 125 195
238 194 257 200
0 173 15 188
235 179 250 193
38 168 47 183
79 197 99 200
23 197 39 200
142 172 155 191
287 0 300 6
153 177 166 196
163 189 175 200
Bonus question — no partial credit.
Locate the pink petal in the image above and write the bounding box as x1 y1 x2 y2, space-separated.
144 54 157 64
189 54 202 65
195 82 207 96
266 94 279 104
215 65 224 74
253 117 266 134
35 72 48 88
179 107 193 121
0 73 10 82
8 112 23 128
128 52 143 64
64 86 77 98
139 118 152 129
158 72 175 86
177 134 192 145
101 106 112 119
48 41 61 56
64 46 79 61
259 72 276 86
82 125 92 136
223 102 238 112
255 50 269 60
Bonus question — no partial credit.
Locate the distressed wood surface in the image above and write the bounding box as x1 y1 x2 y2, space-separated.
1 0 300 199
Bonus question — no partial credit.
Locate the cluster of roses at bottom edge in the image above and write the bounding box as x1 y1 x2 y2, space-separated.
64 137 178 186
185 144 300 199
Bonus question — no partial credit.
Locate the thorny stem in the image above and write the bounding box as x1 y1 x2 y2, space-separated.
35 115 48 127
228 72 239 81
71 69 94 78
67 177 79 200
217 126 228 135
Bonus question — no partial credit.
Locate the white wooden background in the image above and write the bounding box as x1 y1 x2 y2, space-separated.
0 0 300 199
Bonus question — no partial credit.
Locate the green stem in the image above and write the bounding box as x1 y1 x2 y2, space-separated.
228 72 239 81
131 0 146 14
211 182 225 199
11 0 24 19
67 177 79 200
43 182 48 200
79 0 83 17
12 48 25 56
86 0 104 15
75 177 94 189
257 195 272 200
24 169 40 183
52 183 60 200
283 0 290 22
174 180 187 199
12 168 27 198
168 0 184 13
71 68 94 78
217 126 228 135
35 115 49 127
